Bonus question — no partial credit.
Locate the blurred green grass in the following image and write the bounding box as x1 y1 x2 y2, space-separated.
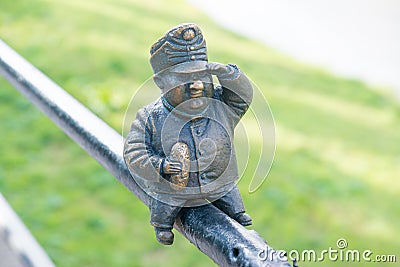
1 0 399 266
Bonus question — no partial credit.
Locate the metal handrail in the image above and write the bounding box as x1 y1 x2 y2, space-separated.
0 193 56 267
0 39 293 267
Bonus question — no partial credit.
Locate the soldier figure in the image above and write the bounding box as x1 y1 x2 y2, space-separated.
124 23 253 245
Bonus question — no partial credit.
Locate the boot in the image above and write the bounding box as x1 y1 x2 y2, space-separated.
154 227 174 245
233 212 253 226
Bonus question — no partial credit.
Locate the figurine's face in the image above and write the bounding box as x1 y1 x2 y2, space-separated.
155 70 214 115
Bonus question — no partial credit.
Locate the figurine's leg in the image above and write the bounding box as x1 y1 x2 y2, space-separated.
210 185 253 226
149 197 182 245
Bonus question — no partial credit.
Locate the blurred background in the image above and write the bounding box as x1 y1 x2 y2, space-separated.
0 0 399 266
190 0 400 96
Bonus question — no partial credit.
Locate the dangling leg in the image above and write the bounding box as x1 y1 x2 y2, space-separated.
149 197 182 245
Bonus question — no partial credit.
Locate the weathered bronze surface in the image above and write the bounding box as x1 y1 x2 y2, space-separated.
169 142 190 190
124 23 254 245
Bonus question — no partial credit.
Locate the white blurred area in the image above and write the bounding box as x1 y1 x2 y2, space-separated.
189 0 400 95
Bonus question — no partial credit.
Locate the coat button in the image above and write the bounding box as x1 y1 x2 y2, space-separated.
196 129 201 135
200 173 206 180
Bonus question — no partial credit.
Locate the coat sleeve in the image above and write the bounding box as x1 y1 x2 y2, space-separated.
218 64 253 120
123 107 164 182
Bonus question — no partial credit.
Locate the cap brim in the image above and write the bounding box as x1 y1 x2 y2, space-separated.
167 61 208 73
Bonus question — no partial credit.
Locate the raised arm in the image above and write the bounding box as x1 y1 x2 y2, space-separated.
207 62 253 118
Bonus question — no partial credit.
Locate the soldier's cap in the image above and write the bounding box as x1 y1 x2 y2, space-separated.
150 23 208 74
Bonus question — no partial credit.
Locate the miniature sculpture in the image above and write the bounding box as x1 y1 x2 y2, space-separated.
124 23 254 245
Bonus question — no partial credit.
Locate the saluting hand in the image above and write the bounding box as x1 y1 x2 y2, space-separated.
206 62 233 77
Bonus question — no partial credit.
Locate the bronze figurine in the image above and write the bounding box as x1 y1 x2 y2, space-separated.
124 23 253 245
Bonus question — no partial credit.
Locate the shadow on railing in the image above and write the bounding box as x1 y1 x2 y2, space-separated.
0 39 294 267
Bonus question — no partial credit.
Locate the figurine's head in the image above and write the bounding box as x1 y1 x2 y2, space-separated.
150 23 213 116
